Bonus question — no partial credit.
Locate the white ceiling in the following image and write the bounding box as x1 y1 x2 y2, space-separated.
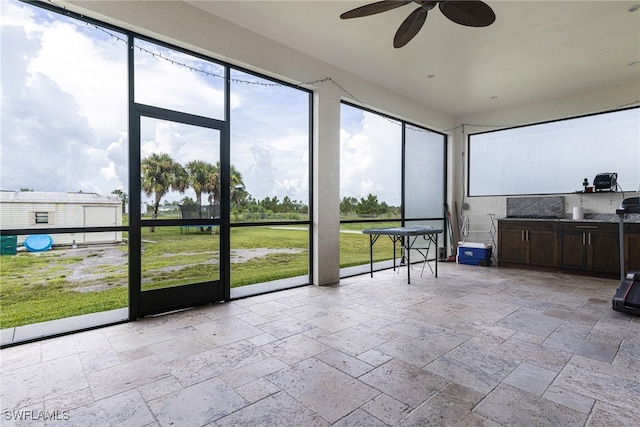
187 1 640 117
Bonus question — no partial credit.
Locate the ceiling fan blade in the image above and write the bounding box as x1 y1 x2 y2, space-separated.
438 1 496 27
340 1 412 19
393 7 428 48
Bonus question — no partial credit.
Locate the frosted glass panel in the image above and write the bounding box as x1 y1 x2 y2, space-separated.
469 108 640 196
405 126 446 218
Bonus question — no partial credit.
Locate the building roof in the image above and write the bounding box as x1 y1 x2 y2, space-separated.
0 191 120 204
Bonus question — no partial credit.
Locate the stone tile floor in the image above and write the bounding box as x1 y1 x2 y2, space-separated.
1 264 639 426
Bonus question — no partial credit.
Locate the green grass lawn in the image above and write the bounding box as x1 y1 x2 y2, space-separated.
339 221 400 268
0 249 129 328
0 223 399 328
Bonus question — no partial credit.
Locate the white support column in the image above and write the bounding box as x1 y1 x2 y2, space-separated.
312 88 341 286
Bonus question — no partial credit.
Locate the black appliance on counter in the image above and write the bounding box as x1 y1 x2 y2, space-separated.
612 197 640 315
594 172 617 192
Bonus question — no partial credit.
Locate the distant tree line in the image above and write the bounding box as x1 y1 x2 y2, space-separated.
340 194 399 217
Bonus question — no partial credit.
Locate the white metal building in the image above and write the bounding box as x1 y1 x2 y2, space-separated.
0 191 123 246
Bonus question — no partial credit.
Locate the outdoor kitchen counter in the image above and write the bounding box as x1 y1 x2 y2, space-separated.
497 217 640 276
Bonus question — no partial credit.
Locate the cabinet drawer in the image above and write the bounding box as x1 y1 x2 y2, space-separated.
561 222 617 233
560 222 619 273
499 220 557 232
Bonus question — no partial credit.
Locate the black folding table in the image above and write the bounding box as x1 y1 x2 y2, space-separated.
362 226 442 284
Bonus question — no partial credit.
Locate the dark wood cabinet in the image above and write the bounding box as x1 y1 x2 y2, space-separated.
497 222 526 264
560 222 619 273
625 223 640 272
498 219 636 277
498 220 558 267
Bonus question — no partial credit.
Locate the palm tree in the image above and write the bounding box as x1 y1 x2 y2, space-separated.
229 164 246 208
206 162 245 208
205 162 221 209
185 160 216 217
141 153 188 231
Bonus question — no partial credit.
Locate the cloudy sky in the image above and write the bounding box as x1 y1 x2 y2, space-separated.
340 104 402 206
1 1 129 196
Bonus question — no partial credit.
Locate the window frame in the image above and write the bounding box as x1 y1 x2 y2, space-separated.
467 107 640 197
338 101 448 277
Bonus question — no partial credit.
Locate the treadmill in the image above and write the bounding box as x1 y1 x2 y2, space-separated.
612 197 640 314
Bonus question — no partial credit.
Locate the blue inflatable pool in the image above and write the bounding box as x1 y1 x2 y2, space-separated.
24 234 53 252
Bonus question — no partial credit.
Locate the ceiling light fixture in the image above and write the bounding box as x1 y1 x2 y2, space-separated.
629 4 640 12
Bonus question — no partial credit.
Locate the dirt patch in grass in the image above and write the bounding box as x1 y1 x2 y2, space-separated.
62 245 303 292
64 246 128 283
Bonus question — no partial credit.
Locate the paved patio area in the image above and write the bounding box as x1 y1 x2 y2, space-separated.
1 263 638 426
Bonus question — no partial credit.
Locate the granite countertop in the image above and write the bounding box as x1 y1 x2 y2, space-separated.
503 196 640 223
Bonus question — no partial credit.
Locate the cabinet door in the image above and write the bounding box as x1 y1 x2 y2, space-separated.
560 230 585 269
528 227 558 266
561 223 619 274
626 225 640 272
588 226 619 273
499 226 526 263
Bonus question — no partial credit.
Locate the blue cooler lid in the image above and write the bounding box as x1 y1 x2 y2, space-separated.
24 234 53 252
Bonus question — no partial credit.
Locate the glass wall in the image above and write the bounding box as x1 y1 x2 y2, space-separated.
339 103 447 276
0 0 312 337
229 70 311 296
0 1 129 330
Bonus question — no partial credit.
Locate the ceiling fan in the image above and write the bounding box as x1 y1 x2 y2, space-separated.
340 1 496 48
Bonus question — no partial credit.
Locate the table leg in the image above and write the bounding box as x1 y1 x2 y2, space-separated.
369 234 374 278
434 235 438 278
392 236 397 271
407 237 411 284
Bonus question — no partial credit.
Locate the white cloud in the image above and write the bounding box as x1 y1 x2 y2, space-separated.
28 19 128 137
135 58 225 119
340 111 402 205
1 3 126 195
